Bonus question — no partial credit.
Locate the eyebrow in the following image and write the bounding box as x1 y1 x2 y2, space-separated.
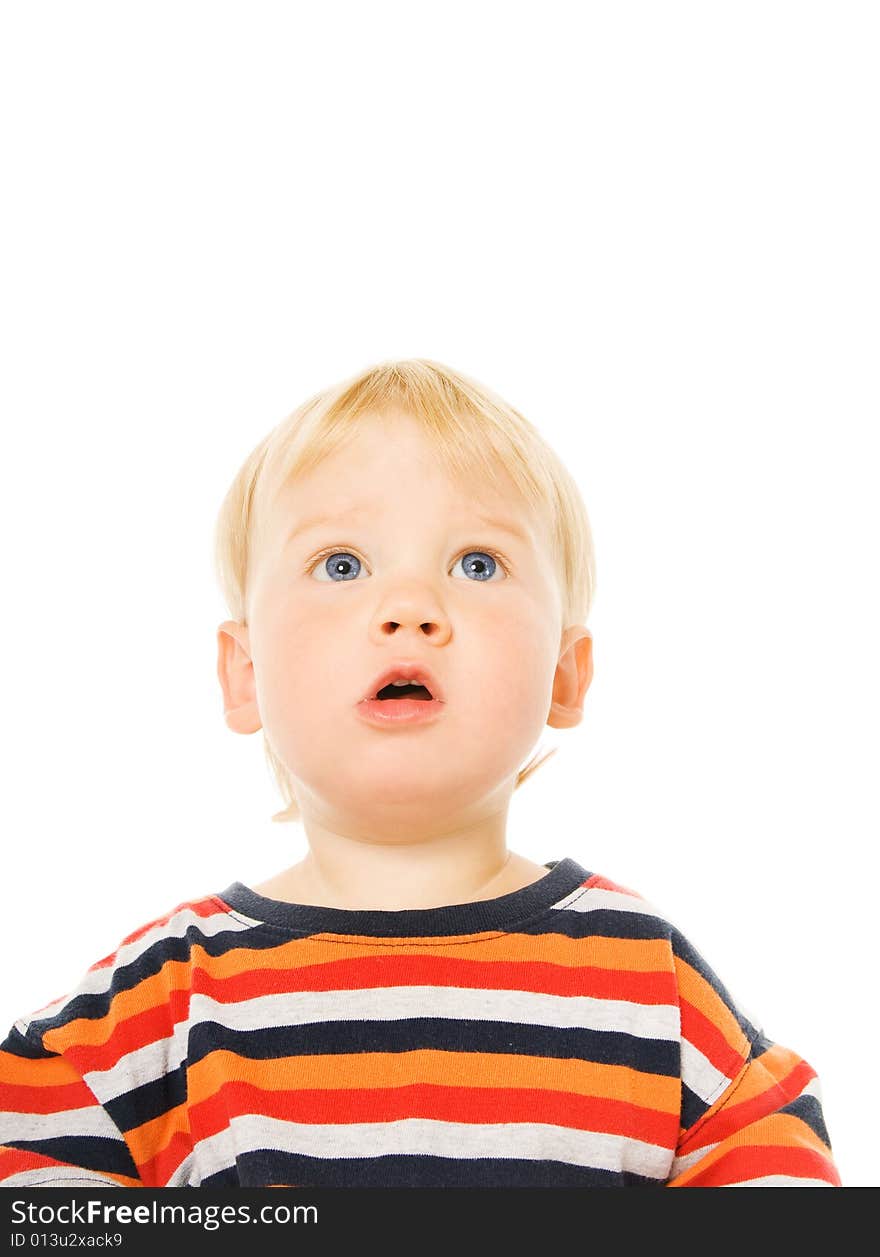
285 508 374 547
285 511 532 547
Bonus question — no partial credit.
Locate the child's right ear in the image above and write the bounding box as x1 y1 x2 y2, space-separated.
216 621 262 734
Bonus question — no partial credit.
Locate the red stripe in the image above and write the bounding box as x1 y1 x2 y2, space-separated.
64 987 190 1074
0 1077 98 1115
679 1059 817 1153
187 1081 679 1147
207 956 678 1005
675 1142 840 1187
680 998 743 1077
139 1129 194 1188
0 1147 65 1178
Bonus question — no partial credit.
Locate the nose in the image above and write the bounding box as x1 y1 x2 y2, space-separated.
369 584 452 644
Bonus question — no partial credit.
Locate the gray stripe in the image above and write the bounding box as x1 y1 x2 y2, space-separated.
188 986 680 1038
191 1113 673 1182
0 1104 128 1143
0 1169 126 1187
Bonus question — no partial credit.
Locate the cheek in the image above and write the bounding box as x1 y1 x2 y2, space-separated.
464 604 556 730
251 602 338 732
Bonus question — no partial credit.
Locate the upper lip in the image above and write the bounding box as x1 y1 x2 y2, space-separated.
361 660 446 703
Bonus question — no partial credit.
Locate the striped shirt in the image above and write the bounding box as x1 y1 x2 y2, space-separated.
0 858 840 1188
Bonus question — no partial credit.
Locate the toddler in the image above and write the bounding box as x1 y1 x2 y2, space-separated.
0 359 840 1187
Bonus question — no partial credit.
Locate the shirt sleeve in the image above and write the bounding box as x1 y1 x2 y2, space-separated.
0 1020 142 1188
665 928 840 1187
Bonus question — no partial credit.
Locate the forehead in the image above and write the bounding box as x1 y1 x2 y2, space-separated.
266 409 545 543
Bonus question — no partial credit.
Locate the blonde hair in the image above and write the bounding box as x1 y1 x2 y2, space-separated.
213 358 597 823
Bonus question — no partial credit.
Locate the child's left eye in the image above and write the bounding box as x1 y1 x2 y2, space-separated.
450 550 506 582
306 547 509 583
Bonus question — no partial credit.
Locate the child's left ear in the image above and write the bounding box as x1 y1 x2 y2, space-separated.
547 626 594 729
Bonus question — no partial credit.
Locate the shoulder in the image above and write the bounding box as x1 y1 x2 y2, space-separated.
15 890 251 1050
559 868 762 1043
550 869 679 940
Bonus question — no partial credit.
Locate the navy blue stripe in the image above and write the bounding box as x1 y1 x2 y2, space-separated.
749 1031 776 1059
4 1136 140 1179
519 909 674 942
680 1081 708 1131
200 1150 662 1188
1 1026 56 1060
105 1062 189 1134
185 1018 679 1077
216 858 593 938
778 1094 831 1148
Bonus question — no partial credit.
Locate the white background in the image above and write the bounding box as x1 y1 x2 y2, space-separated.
1 2 877 1187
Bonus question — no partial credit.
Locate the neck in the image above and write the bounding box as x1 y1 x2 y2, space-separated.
252 811 549 910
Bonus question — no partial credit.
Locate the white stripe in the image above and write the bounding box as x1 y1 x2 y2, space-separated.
18 907 252 1030
800 1075 824 1102
0 1104 127 1144
84 1017 192 1104
191 1113 673 1183
165 1150 198 1187
552 887 659 916
0 1168 128 1188
680 1037 732 1106
669 1142 720 1176
190 985 681 1039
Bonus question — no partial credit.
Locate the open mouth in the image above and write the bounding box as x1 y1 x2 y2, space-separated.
358 670 445 725
374 682 433 701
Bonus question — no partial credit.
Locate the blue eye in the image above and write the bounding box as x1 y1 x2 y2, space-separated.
452 550 500 581
312 551 362 582
309 547 507 582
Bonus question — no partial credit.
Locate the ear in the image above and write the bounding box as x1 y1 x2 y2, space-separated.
217 620 263 734
547 625 594 729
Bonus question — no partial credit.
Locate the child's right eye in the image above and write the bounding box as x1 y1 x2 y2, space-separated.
307 549 364 581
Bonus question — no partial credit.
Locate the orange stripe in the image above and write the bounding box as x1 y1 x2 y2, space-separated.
197 931 676 974
675 957 750 1059
187 1048 681 1113
125 1102 191 1174
138 1129 195 1188
0 1049 91 1088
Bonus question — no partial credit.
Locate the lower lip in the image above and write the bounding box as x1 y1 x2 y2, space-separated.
356 698 445 726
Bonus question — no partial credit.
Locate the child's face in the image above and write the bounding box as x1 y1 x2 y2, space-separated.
219 408 590 836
